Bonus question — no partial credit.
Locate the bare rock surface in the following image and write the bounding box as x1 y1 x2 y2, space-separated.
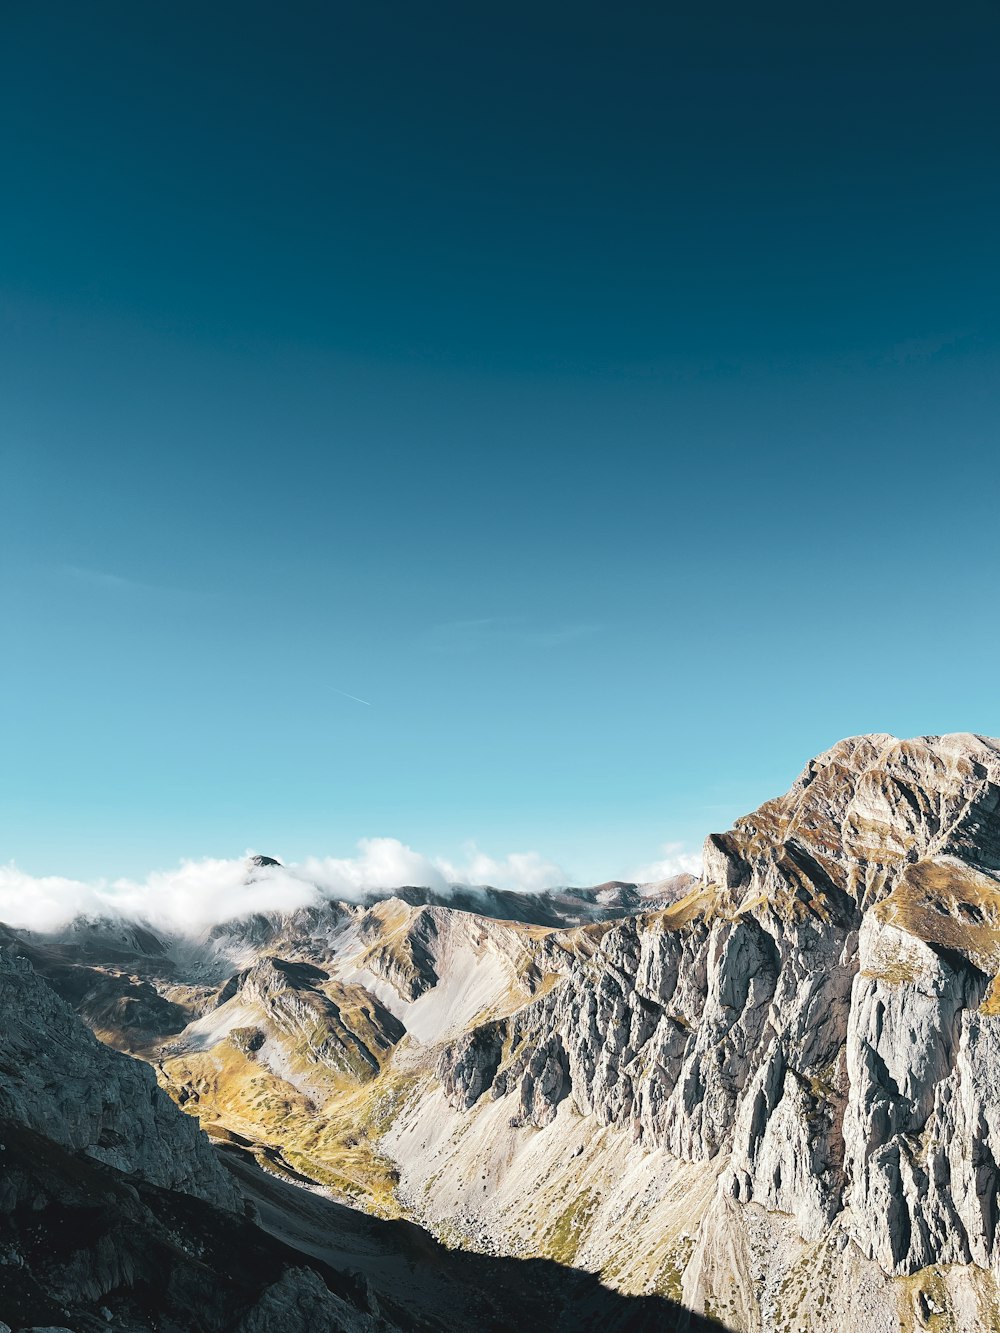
0 933 711 1331
11 733 1000 1331
407 734 1000 1329
0 951 239 1210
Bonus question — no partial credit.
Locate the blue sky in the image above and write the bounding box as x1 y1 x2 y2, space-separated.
2 1 999 885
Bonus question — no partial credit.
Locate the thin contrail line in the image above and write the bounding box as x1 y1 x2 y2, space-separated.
328 686 372 706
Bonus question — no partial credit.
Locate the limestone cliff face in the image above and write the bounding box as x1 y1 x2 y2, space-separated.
0 950 241 1211
15 733 1000 1331
0 947 414 1331
434 734 1000 1319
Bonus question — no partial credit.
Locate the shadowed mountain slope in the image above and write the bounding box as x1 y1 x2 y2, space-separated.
10 734 1000 1330
0 946 723 1331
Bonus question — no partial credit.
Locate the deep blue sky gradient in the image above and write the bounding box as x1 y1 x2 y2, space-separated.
2 1 999 880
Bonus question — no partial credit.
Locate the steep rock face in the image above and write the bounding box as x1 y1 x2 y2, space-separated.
0 951 415 1332
433 734 1000 1312
13 732 1000 1330
0 951 240 1210
842 913 995 1273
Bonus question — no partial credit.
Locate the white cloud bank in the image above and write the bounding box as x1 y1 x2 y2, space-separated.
0 857 320 936
436 843 568 895
628 841 703 885
0 839 567 936
0 836 702 937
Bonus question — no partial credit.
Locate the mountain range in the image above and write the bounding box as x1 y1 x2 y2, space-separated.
4 733 1000 1331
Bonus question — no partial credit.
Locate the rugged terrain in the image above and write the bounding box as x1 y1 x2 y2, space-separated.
9 732 1000 1331
0 944 717 1331
0 948 392 1332
0 880 709 1330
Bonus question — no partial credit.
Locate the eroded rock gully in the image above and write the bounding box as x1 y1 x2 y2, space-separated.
430 735 1000 1327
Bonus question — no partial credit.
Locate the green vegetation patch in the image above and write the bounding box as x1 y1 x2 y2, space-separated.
544 1187 599 1266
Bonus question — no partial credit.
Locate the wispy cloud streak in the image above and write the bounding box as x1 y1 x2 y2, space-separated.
326 686 372 706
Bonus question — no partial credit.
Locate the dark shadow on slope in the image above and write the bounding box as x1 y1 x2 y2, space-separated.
0 927 189 1051
0 1119 390 1333
0 1113 729 1333
219 1141 729 1333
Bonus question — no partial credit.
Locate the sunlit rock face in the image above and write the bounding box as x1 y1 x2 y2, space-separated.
0 950 241 1209
0 950 407 1332
429 735 1000 1327
10 733 1000 1331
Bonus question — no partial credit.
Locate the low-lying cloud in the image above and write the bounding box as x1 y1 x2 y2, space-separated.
0 839 569 936
297 838 450 899
628 841 704 885
0 857 320 936
0 835 702 937
436 844 568 895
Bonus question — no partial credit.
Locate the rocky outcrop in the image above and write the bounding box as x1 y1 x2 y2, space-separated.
0 950 240 1210
235 1268 381 1332
432 734 1000 1320
13 732 1000 1330
0 950 413 1331
438 1024 506 1111
223 955 404 1083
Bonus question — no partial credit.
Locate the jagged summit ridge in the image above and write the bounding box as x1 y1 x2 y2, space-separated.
422 733 1000 1328
705 731 1000 913
9 732 1000 1330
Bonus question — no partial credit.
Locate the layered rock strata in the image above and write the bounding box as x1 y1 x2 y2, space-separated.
427 735 1000 1328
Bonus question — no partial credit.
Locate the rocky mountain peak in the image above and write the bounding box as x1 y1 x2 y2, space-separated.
10 735 1000 1330
703 732 1000 920
418 734 1000 1325
248 853 283 869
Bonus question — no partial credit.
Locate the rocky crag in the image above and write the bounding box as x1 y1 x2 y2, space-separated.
10 733 1000 1331
0 948 405 1331
0 936 710 1330
424 733 1000 1330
